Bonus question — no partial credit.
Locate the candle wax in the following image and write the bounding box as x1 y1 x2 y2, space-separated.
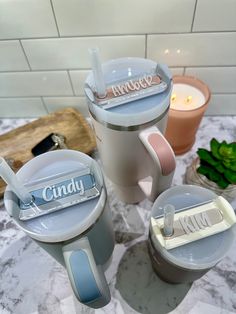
171 83 206 111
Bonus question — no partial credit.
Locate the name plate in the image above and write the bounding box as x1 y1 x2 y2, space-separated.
151 196 236 250
84 64 171 110
110 74 161 97
19 168 101 221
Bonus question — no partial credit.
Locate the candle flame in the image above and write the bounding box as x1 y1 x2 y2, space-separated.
171 93 177 102
186 96 192 104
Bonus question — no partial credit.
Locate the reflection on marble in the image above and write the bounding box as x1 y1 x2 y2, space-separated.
0 116 236 314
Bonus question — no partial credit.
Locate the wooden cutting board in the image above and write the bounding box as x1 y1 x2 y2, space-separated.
0 107 96 197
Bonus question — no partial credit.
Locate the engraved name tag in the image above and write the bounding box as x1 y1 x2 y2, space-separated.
19 168 101 221
95 74 167 109
152 196 236 250
110 75 161 97
162 208 223 239
84 64 171 110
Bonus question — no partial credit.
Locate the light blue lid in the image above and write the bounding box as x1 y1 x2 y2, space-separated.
5 150 106 243
85 58 172 127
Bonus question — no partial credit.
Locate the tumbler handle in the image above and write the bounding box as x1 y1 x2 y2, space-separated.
62 237 110 309
138 126 176 202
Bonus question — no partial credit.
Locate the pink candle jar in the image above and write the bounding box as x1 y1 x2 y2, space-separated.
165 76 211 155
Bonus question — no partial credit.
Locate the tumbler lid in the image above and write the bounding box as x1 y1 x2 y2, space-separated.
150 185 236 270
4 150 106 243
85 58 172 128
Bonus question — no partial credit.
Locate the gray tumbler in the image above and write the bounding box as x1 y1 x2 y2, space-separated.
4 150 115 308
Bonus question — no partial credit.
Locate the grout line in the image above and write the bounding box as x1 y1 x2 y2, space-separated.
49 0 60 37
183 67 186 75
40 96 85 99
0 68 90 74
205 113 236 116
0 116 42 119
144 34 147 58
187 30 236 34
183 65 236 68
41 96 84 99
0 31 236 42
0 94 235 100
211 92 236 95
19 40 32 70
8 34 147 41
166 64 236 69
191 0 198 32
40 96 49 114
0 65 236 75
70 68 91 72
0 94 76 99
138 30 236 35
1 113 235 119
0 96 42 99
67 71 76 95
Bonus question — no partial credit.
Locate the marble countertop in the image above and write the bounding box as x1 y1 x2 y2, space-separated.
0 116 236 314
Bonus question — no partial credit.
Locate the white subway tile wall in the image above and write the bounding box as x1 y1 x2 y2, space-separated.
69 70 90 96
147 33 236 66
43 96 89 116
0 0 58 40
0 72 73 97
0 0 235 117
193 0 236 32
0 98 45 117
51 0 196 36
185 67 236 93
206 95 236 115
22 36 145 70
0 41 30 71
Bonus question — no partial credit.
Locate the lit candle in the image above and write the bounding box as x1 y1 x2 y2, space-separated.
165 76 211 155
170 84 205 110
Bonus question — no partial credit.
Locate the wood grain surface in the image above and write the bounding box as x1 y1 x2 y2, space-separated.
0 107 96 197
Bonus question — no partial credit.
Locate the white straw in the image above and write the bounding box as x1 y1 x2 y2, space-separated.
0 157 32 204
163 204 175 237
89 47 106 98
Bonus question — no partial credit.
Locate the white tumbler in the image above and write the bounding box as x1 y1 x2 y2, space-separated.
85 58 176 203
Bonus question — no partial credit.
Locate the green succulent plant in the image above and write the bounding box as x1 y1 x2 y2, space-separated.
197 138 236 189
